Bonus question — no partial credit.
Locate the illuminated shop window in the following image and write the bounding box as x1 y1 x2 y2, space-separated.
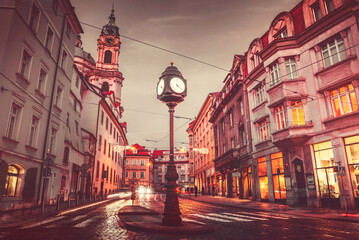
258 156 269 200
345 135 359 199
4 165 20 197
271 152 286 200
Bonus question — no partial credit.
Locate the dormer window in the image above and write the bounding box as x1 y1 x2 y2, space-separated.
312 3 323 21
325 0 335 13
275 28 288 39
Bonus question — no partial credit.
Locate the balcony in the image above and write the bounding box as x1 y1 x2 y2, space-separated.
272 121 314 148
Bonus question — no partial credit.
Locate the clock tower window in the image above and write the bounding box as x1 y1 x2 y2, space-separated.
104 51 112 64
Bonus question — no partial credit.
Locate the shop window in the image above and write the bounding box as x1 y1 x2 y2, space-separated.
270 62 281 85
330 83 358 117
4 165 20 197
313 141 340 198
344 135 359 199
258 156 269 200
6 103 22 140
321 37 346 68
271 152 286 200
274 105 286 130
290 100 305 125
285 58 298 79
258 120 269 142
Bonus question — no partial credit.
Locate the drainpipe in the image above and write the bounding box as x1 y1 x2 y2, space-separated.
37 13 67 207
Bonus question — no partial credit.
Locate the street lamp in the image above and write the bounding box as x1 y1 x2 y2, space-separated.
157 62 187 226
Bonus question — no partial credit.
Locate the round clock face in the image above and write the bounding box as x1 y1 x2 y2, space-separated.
157 79 165 95
106 37 114 44
170 77 185 94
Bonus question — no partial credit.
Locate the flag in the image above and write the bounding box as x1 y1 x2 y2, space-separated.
115 102 120 107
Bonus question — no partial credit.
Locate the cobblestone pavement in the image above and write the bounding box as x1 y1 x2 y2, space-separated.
1 194 359 240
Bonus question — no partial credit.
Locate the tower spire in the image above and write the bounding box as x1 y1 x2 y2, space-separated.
101 5 119 36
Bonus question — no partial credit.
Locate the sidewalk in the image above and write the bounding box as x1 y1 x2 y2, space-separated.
182 194 359 223
0 192 129 229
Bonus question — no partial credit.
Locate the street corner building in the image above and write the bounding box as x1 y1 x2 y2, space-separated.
0 0 128 211
189 0 359 210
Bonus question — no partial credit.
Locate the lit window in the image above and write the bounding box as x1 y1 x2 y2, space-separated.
4 165 20 197
38 69 47 93
325 0 335 13
285 58 298 79
258 120 269 142
29 3 40 31
270 63 281 85
6 103 21 140
271 152 286 200
274 105 286 130
28 115 39 146
322 37 346 68
290 100 305 125
19 49 32 78
330 83 358 117
312 3 323 21
49 128 57 154
257 156 269 200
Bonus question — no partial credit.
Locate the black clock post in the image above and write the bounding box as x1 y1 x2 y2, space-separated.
157 63 187 226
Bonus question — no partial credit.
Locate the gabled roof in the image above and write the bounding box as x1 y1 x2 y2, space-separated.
152 150 164 159
126 143 152 156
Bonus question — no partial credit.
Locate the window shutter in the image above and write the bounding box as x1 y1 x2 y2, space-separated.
22 167 38 200
0 160 8 199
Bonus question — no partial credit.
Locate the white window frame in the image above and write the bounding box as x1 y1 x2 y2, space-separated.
312 3 323 21
55 86 63 108
254 82 266 106
29 3 40 32
45 26 54 51
61 49 68 70
5 102 22 140
330 84 358 117
28 115 40 147
322 37 346 68
18 48 33 79
285 58 298 80
270 63 281 85
140 160 145 166
49 127 58 154
290 100 305 125
37 67 48 93
258 120 269 142
274 105 286 130
133 159 137 166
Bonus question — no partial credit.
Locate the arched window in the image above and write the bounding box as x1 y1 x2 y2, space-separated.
102 82 109 92
104 50 112 64
5 165 20 197
63 146 69 165
268 12 295 44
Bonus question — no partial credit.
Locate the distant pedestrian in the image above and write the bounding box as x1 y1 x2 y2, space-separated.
194 186 198 197
212 185 215 197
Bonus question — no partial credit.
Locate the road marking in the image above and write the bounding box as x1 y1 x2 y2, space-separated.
208 213 253 222
20 216 65 229
74 218 95 228
71 215 88 222
191 213 233 222
236 211 290 220
222 212 268 221
182 218 205 225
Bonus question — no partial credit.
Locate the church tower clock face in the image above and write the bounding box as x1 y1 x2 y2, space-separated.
105 37 114 44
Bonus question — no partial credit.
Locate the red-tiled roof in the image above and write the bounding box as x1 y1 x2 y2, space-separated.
126 143 151 156
152 150 164 159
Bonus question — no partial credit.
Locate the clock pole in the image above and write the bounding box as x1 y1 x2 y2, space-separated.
156 63 187 226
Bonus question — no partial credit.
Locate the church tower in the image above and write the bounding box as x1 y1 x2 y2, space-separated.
89 6 124 111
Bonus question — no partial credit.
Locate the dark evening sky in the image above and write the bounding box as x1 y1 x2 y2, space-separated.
71 0 299 150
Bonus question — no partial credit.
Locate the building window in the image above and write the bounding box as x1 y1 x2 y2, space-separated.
290 100 305 125
140 160 145 166
66 21 71 38
110 123 112 135
126 159 129 166
75 76 80 88
231 138 235 149
104 139 107 155
37 68 47 93
96 161 100 179
45 27 53 50
325 0 335 13
250 56 255 69
221 119 225 133
49 128 57 154
285 58 298 79
254 82 265 106
140 172 145 179
19 49 32 78
104 51 112 64
133 160 137 166
98 135 102 151
313 141 339 198
275 27 288 39
258 120 269 142
110 168 113 183
29 3 40 31
55 86 62 107
4 165 20 197
322 37 346 68
274 105 286 130
239 125 246 146
61 50 67 70
28 115 39 146
125 171 129 178
6 103 21 140
63 146 69 165
132 172 137 179
106 117 108 130
270 63 281 85
344 135 359 199
271 152 286 200
229 111 233 127
108 144 111 157
330 83 358 117
312 3 323 21
101 111 104 125
258 156 269 200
